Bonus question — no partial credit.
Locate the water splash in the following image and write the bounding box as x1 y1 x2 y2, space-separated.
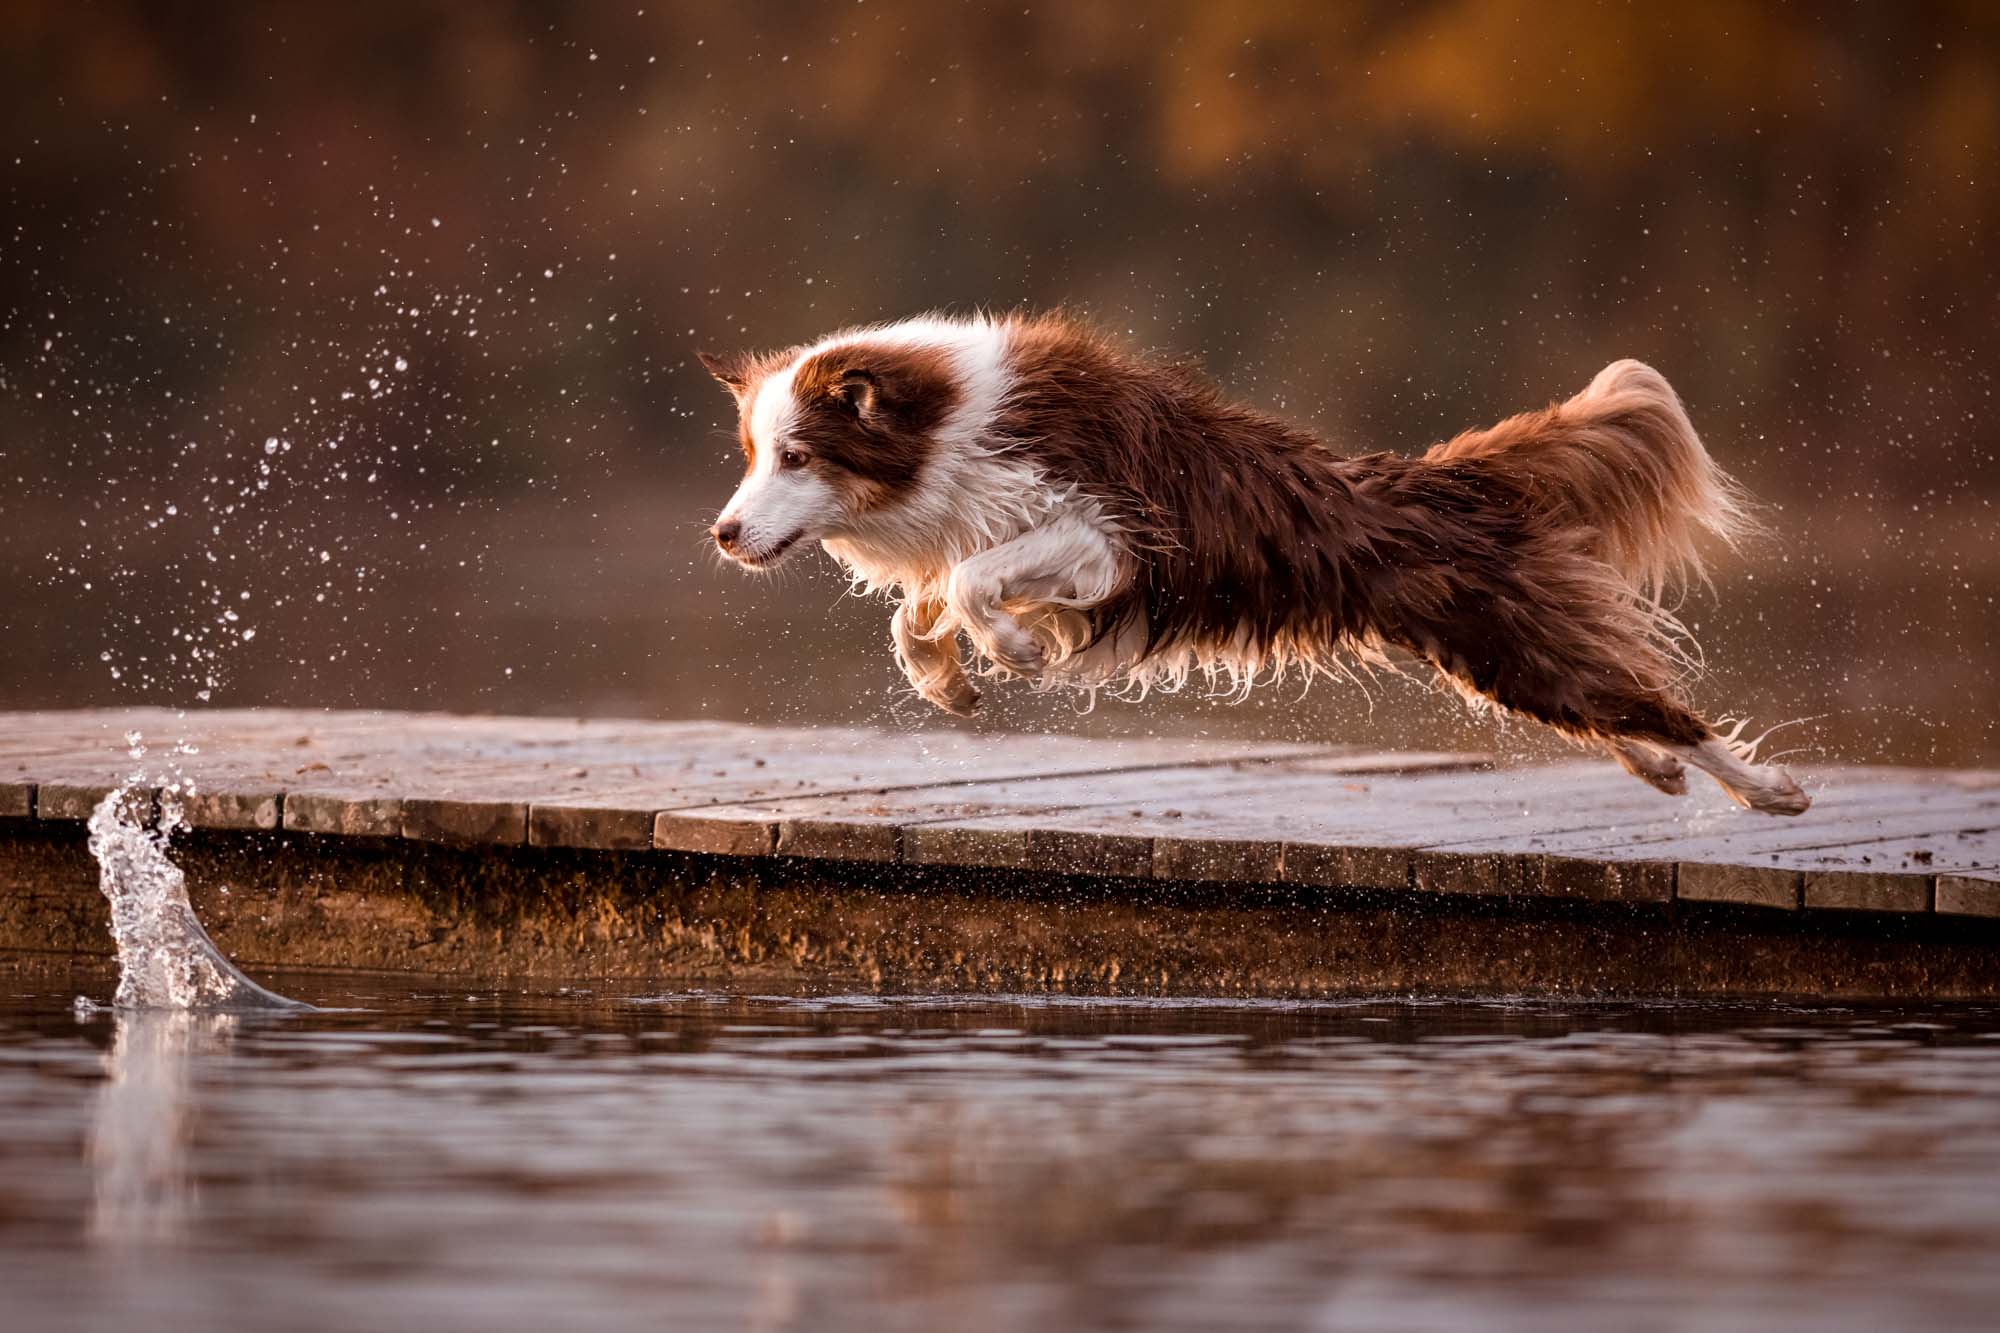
86 740 305 1011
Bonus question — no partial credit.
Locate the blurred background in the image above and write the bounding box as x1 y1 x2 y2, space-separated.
2 0 1996 765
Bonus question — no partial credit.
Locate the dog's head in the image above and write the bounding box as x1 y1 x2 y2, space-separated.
700 337 960 569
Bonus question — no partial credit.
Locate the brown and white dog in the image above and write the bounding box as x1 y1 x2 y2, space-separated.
700 312 1809 815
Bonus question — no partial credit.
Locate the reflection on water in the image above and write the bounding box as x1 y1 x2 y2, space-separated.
1 976 1997 1332
88 1011 234 1245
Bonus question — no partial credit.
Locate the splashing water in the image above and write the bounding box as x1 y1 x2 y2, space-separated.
85 757 305 1011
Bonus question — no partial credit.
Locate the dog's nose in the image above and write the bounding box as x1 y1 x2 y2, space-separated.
711 517 742 550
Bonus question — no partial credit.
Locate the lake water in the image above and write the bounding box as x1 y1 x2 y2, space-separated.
2 973 1997 1332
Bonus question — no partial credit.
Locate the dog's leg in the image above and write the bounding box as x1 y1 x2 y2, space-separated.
943 515 1125 677
891 596 979 716
1608 739 1687 796
1383 545 1811 814
1431 635 1809 814
1666 736 1811 816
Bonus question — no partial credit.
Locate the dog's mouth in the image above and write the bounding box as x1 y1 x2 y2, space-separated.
728 530 805 570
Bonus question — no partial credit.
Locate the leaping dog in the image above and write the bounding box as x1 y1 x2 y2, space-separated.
700 311 1808 815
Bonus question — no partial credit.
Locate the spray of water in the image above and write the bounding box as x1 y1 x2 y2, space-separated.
60 267 444 1012
84 735 305 1011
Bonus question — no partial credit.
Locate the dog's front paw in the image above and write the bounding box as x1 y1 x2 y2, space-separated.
986 613 1047 677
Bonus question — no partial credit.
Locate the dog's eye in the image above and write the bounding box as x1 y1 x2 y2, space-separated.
779 447 808 470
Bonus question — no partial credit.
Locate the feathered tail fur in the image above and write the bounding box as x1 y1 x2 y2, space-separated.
1387 360 1806 814
1425 359 1754 603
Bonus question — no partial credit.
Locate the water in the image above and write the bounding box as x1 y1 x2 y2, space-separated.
84 783 303 1012
2 975 1997 1333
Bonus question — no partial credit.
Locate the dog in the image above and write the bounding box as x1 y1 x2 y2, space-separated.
699 312 1809 815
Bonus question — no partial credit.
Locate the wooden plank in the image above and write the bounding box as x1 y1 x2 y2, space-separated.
6 710 1999 931
902 824 1033 871
776 818 900 862
650 812 776 858
1172 765 1702 855
527 804 654 852
897 762 1515 886
474 748 1997 909
0 712 1349 850
1643 805 1999 867
1152 835 1282 885
846 794 1162 875
524 734 1364 849
874 761 1693 895
1097 750 1502 878
0 714 1479 853
1777 826 2000 877
640 748 2000 904
1485 784 1999 866
1538 856 1675 904
1281 843 1411 891
1412 850 1501 895
919 762 1653 895
0 709 1372 857
905 798 1410 885
1031 828 1152 879
1679 863 1801 911
1400 772 1696 896
401 798 528 847
1478 803 1997 910
1264 750 1491 777
1458 766 1978 833
652 759 1333 863
1461 796 1985 871
35 782 131 823
283 792 404 838
826 792 1166 874
1803 870 1931 914
1937 875 2000 919
181 790 282 832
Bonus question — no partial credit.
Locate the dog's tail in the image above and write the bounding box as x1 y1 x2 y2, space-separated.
1424 360 1753 601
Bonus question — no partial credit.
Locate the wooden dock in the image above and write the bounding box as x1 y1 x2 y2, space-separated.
3 709 1997 997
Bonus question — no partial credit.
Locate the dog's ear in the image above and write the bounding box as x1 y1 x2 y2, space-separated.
833 367 879 418
836 366 884 418
697 349 754 398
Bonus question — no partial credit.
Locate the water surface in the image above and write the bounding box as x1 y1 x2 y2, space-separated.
3 973 1997 1332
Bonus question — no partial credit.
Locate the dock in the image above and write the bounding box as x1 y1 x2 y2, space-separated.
3 709 1997 998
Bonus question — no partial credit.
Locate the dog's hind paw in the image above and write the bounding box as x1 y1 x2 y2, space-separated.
1674 738 1812 816
1731 765 1811 816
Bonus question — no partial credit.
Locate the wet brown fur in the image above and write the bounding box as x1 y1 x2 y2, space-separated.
994 316 1732 749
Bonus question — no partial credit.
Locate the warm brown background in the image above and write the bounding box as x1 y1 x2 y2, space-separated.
2 1 1996 765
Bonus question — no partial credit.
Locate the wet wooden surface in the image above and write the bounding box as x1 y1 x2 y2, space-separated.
3 708 1997 917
